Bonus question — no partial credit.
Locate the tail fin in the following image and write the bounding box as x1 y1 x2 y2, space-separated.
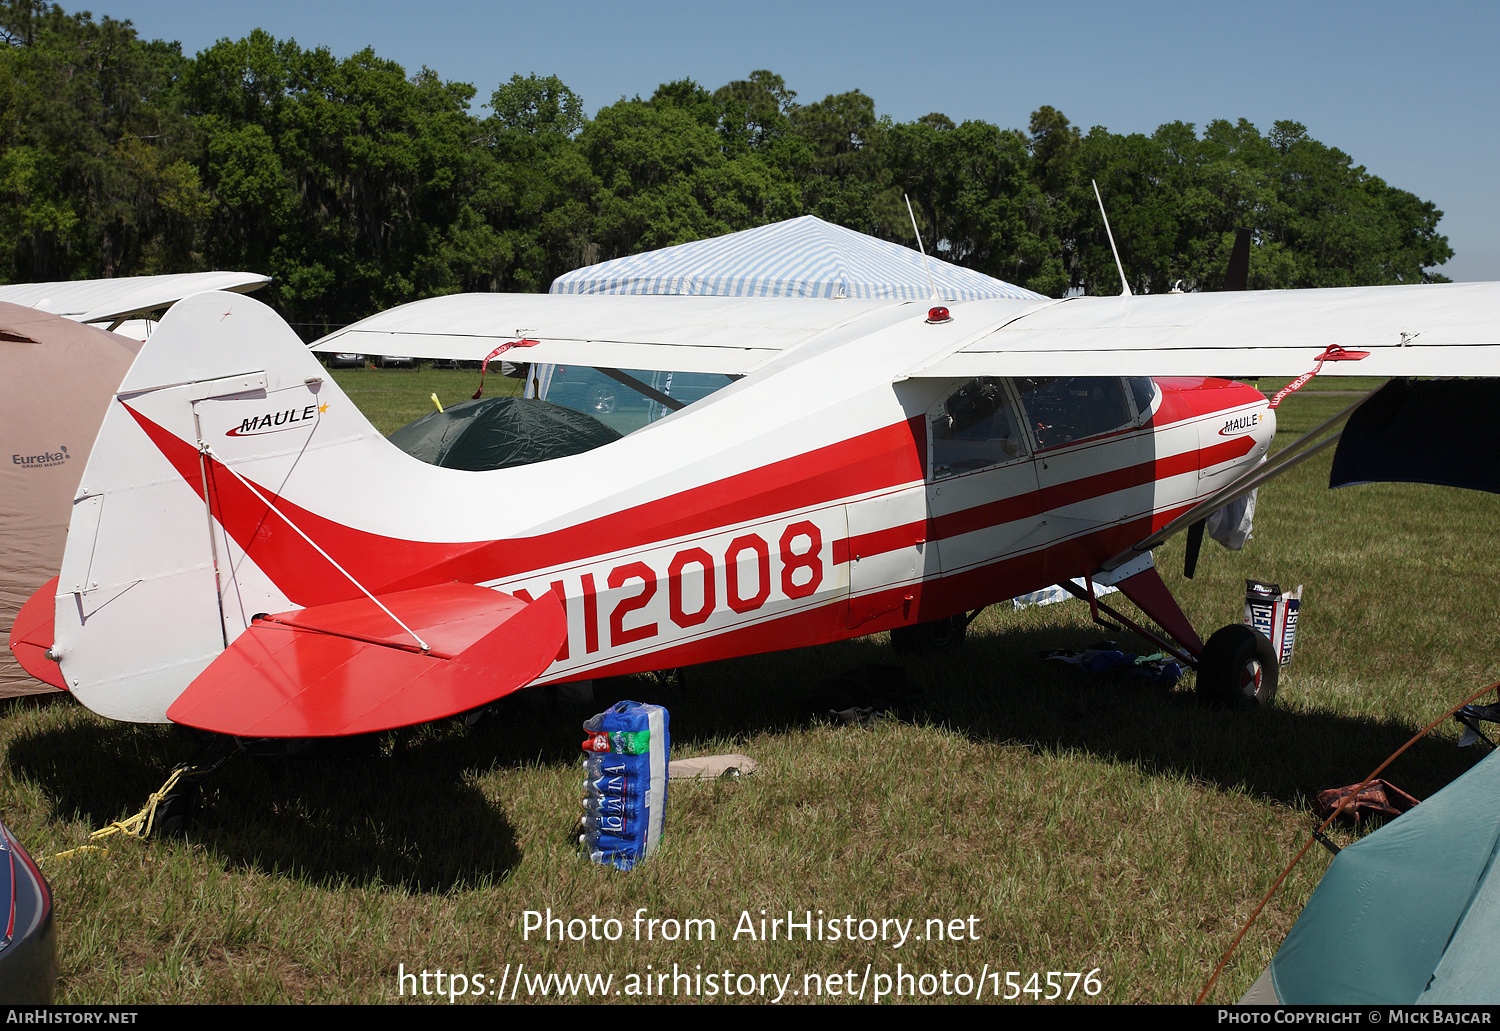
52 291 453 723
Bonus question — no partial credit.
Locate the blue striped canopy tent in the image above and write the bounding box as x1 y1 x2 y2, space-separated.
538 219 1064 612
549 216 1042 301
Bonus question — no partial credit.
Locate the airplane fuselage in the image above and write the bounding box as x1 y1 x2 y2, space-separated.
44 294 1274 728
484 375 1272 683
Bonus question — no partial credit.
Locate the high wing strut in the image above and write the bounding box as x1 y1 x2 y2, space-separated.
596 367 686 412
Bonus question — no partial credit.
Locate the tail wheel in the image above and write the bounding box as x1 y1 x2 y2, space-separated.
153 779 199 837
891 615 970 654
1197 624 1279 708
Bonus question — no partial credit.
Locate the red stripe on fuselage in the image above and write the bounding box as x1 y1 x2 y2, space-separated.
122 402 926 606
567 511 1167 680
126 375 1254 621
927 434 1253 545
410 414 929 590
794 428 1252 571
833 520 929 566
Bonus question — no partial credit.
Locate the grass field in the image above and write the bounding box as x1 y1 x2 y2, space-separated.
3 368 1496 1005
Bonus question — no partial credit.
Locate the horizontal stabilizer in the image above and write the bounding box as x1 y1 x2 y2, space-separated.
8 578 65 691
166 583 566 737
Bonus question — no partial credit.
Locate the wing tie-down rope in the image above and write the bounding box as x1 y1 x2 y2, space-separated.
44 745 240 860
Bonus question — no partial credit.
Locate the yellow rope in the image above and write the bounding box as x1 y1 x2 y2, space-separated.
42 766 190 863
47 845 109 861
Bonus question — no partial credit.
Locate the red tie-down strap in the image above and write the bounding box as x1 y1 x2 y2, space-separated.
1267 344 1370 409
473 338 540 399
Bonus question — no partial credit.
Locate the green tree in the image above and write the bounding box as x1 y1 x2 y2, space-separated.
713 70 797 155
579 85 800 262
1 12 1452 319
788 89 902 236
185 31 518 329
1045 114 1452 296
0 0 208 282
480 74 598 291
490 73 585 137
1258 121 1451 286
889 115 1063 295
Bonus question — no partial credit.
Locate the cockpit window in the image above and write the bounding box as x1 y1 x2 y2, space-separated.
1014 377 1133 450
1126 376 1158 423
930 377 1026 478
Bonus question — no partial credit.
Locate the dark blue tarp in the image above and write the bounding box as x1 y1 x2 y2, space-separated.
389 397 620 471
1330 379 1500 495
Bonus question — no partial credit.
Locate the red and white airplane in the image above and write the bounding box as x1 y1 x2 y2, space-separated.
11 283 1500 737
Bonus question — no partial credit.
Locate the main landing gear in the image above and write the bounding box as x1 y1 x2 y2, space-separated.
1195 624 1279 708
890 610 982 653
1056 560 1280 709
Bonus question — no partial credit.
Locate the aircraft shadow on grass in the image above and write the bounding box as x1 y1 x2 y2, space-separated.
3 614 1479 891
604 624 1480 808
5 707 523 893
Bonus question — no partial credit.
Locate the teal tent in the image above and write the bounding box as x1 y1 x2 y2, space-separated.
1244 748 1500 1003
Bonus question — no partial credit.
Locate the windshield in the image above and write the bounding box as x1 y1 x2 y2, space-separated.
535 366 735 435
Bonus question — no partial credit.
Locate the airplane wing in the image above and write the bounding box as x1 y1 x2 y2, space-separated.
907 281 1500 379
311 293 911 375
0 272 271 326
313 282 1500 380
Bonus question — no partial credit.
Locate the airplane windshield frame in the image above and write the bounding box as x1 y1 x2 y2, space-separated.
533 365 736 435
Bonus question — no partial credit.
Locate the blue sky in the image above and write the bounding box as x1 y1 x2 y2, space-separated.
101 0 1500 280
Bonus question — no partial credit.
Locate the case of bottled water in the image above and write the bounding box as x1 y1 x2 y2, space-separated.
579 700 669 870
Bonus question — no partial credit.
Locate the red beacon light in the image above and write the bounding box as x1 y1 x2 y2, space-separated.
926 306 952 324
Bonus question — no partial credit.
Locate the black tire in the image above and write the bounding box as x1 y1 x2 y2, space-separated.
890 615 969 654
153 780 199 837
1197 624 1279 708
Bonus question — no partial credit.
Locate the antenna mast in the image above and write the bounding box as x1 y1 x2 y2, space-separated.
1092 179 1132 297
905 194 940 301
